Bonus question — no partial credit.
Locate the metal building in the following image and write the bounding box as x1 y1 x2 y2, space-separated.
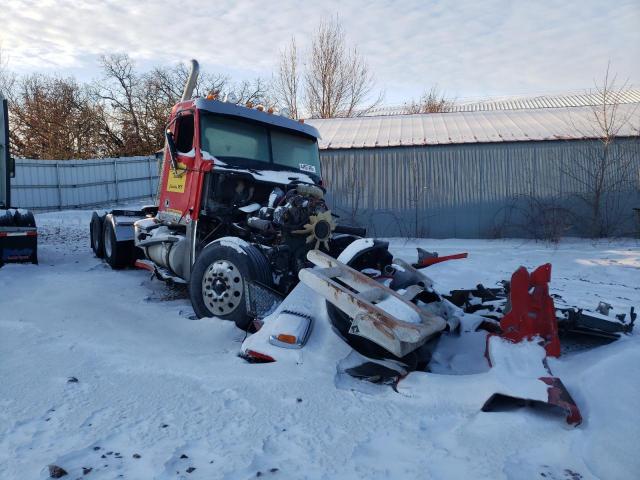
308 94 640 238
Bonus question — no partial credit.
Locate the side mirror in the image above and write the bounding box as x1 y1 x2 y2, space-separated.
165 130 178 172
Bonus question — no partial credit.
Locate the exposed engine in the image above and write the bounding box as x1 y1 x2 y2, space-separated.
134 173 339 295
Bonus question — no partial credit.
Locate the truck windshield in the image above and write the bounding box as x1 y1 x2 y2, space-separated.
200 113 320 175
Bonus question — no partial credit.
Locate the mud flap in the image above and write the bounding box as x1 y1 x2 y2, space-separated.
0 228 38 265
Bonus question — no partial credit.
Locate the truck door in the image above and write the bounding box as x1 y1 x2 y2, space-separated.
159 112 196 222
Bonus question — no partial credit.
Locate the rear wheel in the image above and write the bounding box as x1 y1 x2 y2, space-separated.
102 219 134 269
0 210 14 226
90 212 105 258
189 241 272 330
13 210 36 227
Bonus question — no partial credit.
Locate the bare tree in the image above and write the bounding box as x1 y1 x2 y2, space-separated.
405 86 453 114
407 157 428 237
148 62 228 104
0 44 16 97
232 77 272 106
303 17 381 118
273 38 300 118
561 64 639 237
93 53 150 155
10 74 104 159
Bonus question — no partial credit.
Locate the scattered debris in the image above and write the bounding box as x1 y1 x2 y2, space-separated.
67 377 78 383
180 454 189 459
48 464 68 478
82 467 92 475
132 453 141 459
186 467 196 473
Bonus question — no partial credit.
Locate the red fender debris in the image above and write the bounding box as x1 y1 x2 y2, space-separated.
416 252 468 268
500 263 561 358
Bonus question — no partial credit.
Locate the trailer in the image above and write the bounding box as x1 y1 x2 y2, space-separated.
0 93 37 266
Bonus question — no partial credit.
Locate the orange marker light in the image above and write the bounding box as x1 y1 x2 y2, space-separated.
276 334 297 344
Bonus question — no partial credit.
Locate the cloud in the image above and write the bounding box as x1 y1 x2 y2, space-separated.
1 0 639 103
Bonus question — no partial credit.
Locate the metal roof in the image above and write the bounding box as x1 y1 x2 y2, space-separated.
362 89 640 116
308 103 640 150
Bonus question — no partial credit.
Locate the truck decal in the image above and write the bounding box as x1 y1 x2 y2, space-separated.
299 163 316 173
166 163 188 193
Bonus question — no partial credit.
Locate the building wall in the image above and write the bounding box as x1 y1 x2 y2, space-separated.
320 138 640 238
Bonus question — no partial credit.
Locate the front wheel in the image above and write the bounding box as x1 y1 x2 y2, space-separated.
189 241 272 330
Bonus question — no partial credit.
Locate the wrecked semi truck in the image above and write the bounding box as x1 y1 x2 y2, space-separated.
0 93 38 265
90 61 636 426
89 60 362 329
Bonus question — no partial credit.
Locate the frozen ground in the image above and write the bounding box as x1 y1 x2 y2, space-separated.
1 210 639 480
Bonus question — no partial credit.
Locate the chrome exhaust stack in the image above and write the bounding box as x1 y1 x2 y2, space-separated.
180 59 200 101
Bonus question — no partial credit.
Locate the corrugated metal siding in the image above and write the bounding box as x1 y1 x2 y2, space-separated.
363 89 640 116
320 138 640 238
10 156 159 210
309 103 640 149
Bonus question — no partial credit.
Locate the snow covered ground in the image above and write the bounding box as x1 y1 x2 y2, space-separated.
1 210 639 480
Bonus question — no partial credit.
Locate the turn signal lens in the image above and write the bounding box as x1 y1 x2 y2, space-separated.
276 334 297 344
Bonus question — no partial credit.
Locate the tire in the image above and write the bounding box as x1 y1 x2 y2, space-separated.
102 218 134 269
189 241 272 330
0 210 14 226
14 210 36 228
90 212 105 258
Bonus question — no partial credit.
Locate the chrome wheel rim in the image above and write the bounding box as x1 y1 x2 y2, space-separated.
202 260 244 316
104 227 113 257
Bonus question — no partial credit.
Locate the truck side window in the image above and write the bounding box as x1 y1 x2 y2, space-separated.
175 114 194 153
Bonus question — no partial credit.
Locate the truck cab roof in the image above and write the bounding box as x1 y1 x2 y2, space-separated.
192 98 320 139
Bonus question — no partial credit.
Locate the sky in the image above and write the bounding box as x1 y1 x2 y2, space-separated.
1 0 639 105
